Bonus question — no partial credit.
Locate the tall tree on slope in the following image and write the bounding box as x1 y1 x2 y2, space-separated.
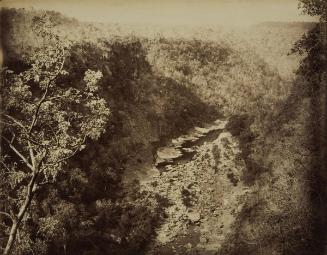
298 0 327 21
0 15 110 255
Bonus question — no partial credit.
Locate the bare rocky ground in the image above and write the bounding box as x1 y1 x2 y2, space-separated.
137 119 253 255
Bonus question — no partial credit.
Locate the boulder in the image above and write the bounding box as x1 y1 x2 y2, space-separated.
187 212 201 224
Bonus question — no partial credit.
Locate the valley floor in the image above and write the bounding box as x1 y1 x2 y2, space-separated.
134 119 253 254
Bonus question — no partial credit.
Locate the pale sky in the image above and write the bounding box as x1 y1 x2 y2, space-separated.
1 0 318 26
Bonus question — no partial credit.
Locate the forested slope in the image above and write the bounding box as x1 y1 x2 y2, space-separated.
1 9 218 255
0 8 319 255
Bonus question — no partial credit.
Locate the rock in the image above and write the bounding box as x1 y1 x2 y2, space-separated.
195 126 210 134
188 212 201 224
184 243 192 250
200 236 209 244
157 147 183 159
182 148 195 153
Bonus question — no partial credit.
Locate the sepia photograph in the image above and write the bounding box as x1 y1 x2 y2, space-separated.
0 0 326 254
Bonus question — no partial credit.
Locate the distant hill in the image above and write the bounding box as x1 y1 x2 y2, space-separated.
236 21 317 80
254 21 317 29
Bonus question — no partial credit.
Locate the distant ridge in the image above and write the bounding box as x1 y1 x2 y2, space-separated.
254 21 317 29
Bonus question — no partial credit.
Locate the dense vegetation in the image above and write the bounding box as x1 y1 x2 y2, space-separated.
218 4 327 254
0 9 217 255
0 5 324 255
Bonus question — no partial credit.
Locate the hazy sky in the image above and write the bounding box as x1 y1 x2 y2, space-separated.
1 0 318 26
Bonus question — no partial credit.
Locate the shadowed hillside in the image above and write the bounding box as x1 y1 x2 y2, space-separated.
0 7 322 255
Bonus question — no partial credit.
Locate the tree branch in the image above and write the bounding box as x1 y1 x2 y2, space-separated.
1 115 45 149
36 149 48 173
21 136 44 148
46 123 60 146
27 141 36 169
0 120 17 128
2 115 27 130
28 87 49 135
0 212 13 222
1 136 34 171
0 161 11 173
28 47 66 135
45 136 86 169
17 172 39 220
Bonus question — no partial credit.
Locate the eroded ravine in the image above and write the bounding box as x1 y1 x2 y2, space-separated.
140 119 252 255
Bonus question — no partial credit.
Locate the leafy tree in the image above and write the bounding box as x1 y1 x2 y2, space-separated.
298 0 327 21
0 15 110 255
292 25 326 84
298 0 327 52
296 0 327 86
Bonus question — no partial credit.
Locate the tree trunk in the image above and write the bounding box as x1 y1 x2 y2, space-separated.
3 221 18 255
3 173 37 255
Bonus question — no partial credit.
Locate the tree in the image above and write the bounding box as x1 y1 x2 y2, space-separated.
295 3 327 231
298 0 327 21
296 0 327 90
0 15 110 255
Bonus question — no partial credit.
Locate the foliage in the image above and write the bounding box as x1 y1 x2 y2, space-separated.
0 6 319 255
299 0 327 21
146 36 288 133
1 8 218 255
219 2 327 254
292 25 327 87
0 15 110 254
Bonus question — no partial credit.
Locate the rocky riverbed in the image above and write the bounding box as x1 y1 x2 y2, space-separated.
138 119 252 255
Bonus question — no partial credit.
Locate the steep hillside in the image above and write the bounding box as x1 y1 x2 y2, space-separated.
147 37 286 119
1 9 218 255
218 24 325 255
242 22 317 80
0 7 320 255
